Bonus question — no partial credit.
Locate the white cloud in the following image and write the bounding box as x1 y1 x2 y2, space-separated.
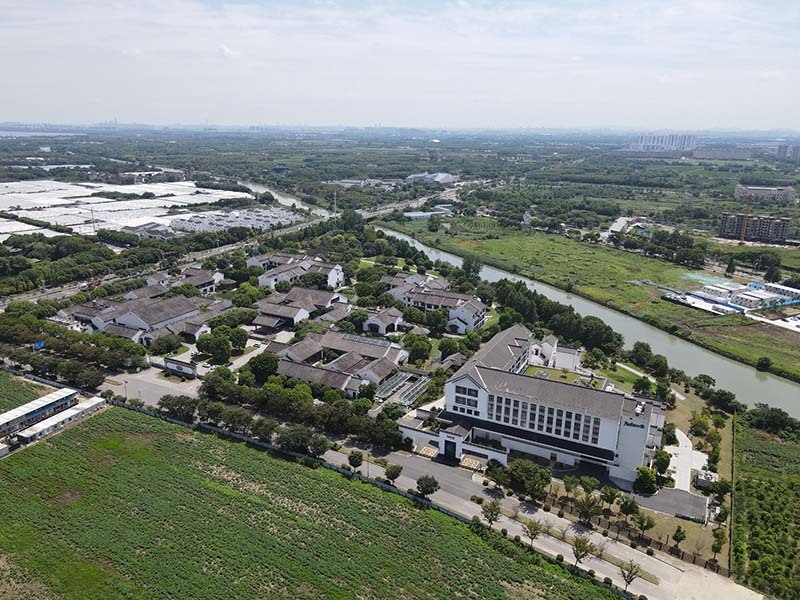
0 0 797 128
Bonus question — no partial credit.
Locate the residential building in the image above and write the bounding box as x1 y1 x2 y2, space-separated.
246 252 344 290
389 284 486 334
277 360 364 398
363 307 404 335
734 184 797 202
718 212 790 243
763 282 800 301
399 325 664 485
693 147 752 160
626 134 697 152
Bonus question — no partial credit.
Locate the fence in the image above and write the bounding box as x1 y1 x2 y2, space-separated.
542 493 730 577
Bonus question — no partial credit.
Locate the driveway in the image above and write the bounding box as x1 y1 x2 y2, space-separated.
665 429 707 491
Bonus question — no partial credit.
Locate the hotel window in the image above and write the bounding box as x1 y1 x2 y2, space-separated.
591 418 601 445
466 399 478 408
573 414 582 439
582 421 591 442
487 396 494 415
455 396 466 405
456 386 467 395
467 388 478 398
564 418 572 437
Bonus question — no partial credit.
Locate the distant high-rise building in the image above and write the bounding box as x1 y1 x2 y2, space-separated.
718 213 790 243
626 134 697 152
776 144 800 165
734 184 797 202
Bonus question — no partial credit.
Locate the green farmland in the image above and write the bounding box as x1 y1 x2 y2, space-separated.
0 408 620 600
0 372 45 413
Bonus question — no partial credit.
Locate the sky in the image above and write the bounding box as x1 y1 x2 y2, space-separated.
1 0 798 130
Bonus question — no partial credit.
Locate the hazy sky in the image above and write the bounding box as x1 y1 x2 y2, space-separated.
2 0 798 130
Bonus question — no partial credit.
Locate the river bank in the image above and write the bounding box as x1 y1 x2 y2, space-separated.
379 221 800 385
374 224 800 417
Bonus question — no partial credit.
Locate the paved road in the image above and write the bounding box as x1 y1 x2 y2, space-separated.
324 448 761 600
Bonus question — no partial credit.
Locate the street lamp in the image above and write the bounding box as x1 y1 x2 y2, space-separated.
124 380 128 400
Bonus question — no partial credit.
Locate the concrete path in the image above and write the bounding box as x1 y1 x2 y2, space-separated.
665 428 706 491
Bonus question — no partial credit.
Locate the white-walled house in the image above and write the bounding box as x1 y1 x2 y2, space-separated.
248 252 344 290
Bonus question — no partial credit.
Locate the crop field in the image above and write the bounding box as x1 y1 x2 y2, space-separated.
0 408 621 600
0 372 45 412
732 423 800 600
389 220 800 380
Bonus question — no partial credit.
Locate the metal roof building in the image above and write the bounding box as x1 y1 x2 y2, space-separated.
0 387 79 438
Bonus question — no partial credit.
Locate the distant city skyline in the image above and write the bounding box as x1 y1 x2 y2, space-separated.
1 1 798 130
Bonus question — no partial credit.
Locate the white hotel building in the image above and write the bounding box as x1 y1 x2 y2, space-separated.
399 325 665 485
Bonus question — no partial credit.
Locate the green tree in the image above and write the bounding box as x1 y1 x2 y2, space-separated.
196 333 231 364
711 528 726 560
307 434 329 458
348 450 364 471
619 559 642 592
725 256 736 276
672 525 686 549
635 513 655 540
251 417 278 442
575 494 603 524
481 498 502 527
228 327 248 350
416 474 440 498
157 394 198 422
150 334 183 355
571 534 595 572
247 351 278 383
633 466 658 494
633 375 652 395
579 476 600 495
600 486 621 510
438 337 460 360
384 463 403 485
764 265 782 283
563 475 579 500
274 280 292 293
653 449 671 475
524 519 545 548
755 356 772 371
620 497 639 523
276 424 312 453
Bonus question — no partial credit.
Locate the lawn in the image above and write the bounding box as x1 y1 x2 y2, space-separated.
0 372 46 413
0 408 622 600
385 220 800 381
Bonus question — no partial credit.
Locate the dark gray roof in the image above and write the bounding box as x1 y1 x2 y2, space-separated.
102 323 141 340
277 359 359 390
456 323 532 372
126 296 199 327
284 287 339 307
